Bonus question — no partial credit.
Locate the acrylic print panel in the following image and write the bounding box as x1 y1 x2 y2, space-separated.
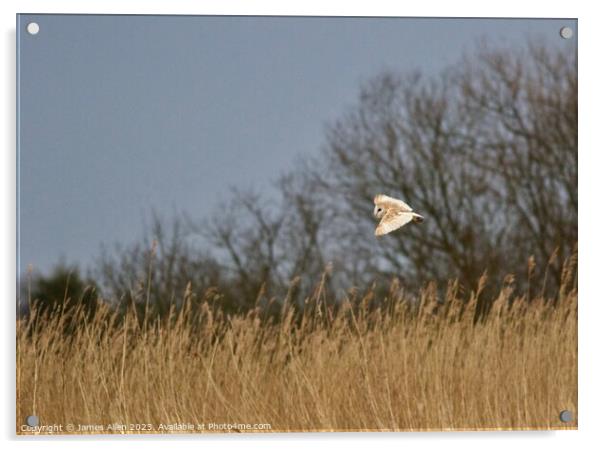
16 15 577 434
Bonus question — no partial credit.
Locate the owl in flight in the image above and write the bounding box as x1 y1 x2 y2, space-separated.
373 194 424 236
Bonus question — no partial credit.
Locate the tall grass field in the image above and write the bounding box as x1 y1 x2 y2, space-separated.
16 255 577 434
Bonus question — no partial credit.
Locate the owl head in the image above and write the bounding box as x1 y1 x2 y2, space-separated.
373 204 385 219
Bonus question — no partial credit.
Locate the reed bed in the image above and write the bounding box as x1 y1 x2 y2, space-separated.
16 257 577 434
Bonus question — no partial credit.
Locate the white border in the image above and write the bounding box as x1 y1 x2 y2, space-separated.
2 1 601 448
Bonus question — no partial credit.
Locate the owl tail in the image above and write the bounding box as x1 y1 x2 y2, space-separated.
412 213 424 223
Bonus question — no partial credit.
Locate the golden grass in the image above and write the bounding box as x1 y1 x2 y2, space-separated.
16 261 577 434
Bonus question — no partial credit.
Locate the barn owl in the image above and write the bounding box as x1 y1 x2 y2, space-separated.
373 194 424 236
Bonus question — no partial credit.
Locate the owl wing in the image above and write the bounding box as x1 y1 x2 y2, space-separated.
375 209 414 236
374 194 413 212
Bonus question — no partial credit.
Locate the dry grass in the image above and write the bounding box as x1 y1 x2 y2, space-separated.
16 258 577 434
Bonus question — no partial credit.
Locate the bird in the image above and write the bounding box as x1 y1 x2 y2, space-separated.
373 194 424 236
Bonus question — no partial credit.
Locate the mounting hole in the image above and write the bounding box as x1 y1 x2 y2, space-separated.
559 410 574 423
25 415 39 427
26 22 40 35
559 26 573 39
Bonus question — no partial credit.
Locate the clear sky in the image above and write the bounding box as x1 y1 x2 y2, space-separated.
17 15 577 276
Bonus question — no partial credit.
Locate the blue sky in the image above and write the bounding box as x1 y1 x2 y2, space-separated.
17 15 577 276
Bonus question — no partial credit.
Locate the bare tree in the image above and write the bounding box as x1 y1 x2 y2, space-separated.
97 214 223 316
311 71 500 291
458 43 577 289
199 189 285 309
199 182 335 311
